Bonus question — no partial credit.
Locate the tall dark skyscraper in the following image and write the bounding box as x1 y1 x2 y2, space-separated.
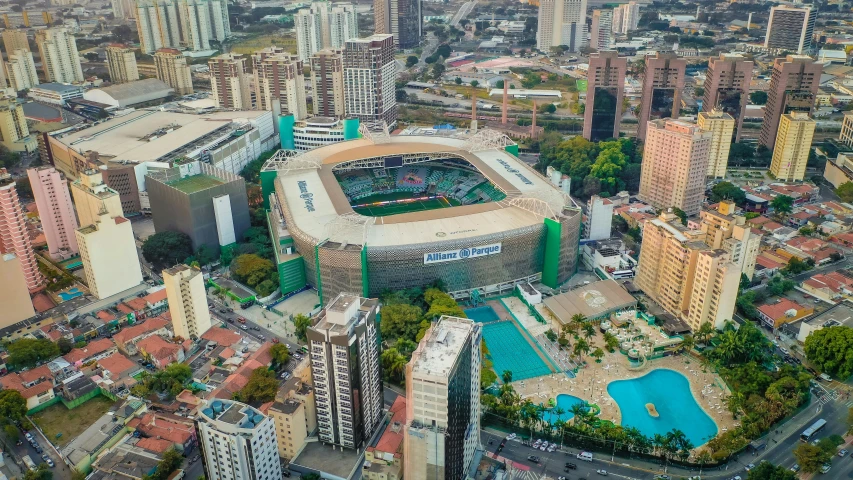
758 55 821 149
374 0 422 49
637 52 686 142
702 53 754 142
583 51 626 142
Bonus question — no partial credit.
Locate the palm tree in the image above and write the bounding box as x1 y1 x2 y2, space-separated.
697 322 715 344
582 323 596 340
502 370 513 384
603 332 619 352
726 391 744 417
591 347 605 363
696 450 712 475
573 338 590 362
569 403 587 425
561 322 577 337
570 313 587 335
680 334 695 353
651 433 666 456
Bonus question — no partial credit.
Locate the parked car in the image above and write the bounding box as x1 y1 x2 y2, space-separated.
241 325 248 330
790 464 800 472
820 464 831 474
840 449 849 457
237 317 246 323
527 455 540 463
272 338 280 344
564 463 577 470
507 433 516 440
744 464 755 471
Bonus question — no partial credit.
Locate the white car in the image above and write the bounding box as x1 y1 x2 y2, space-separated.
507 433 516 440
548 445 556 453
540 445 547 451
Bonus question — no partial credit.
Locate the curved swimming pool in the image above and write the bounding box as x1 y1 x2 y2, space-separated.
607 369 718 446
542 394 587 424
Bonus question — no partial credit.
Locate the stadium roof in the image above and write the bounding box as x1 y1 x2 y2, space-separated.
274 134 574 247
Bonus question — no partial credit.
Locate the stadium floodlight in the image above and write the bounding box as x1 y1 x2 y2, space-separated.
358 121 392 144
325 212 376 245
461 129 516 152
261 149 323 174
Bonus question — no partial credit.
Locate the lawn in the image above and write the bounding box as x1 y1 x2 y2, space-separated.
31 396 115 447
230 35 295 55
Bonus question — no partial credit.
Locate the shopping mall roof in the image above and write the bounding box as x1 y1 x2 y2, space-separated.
543 279 637 324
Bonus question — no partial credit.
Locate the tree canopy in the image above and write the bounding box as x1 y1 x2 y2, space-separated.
7 338 59 369
836 182 853 203
236 368 279 403
0 390 27 421
231 254 277 297
710 182 746 205
269 343 290 367
142 448 183 480
142 231 193 267
771 195 794 216
746 461 796 480
293 314 312 341
750 91 768 105
804 326 853 379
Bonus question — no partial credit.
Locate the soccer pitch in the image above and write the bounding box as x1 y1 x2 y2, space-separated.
353 196 459 216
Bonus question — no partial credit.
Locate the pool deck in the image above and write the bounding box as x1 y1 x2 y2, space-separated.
512 345 738 443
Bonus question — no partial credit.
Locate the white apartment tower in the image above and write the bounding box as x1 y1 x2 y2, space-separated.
6 49 38 92
209 53 252 109
254 52 308 120
295 2 357 61
197 400 282 480
36 28 84 84
537 0 587 53
154 48 194 95
307 294 383 450
612 1 639 34
163 264 212 339
404 316 482 480
75 212 143 299
69 169 123 228
136 0 229 54
136 0 182 54
343 34 398 127
590 10 613 51
585 195 614 241
105 44 140 84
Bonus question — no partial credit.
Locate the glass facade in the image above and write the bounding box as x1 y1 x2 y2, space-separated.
589 86 618 142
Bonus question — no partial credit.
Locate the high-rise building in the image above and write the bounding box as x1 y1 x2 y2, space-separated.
758 55 821 149
36 27 84 84
638 119 711 216
537 0 587 53
2 30 30 54
268 377 317 461
197 399 282 480
307 294 383 450
145 161 250 251
343 34 398 126
105 44 140 84
583 51 626 142
136 0 230 54
112 0 137 20
769 112 815 182
611 1 639 34
702 53 753 141
310 50 346 118
636 210 740 331
0 99 37 160
0 176 42 291
403 316 481 480
585 195 614 241
27 167 78 259
209 53 252 109
0 253 36 326
75 212 143 299
765 5 816 54
841 113 853 148
153 48 194 95
163 264 212 339
296 2 358 61
590 10 613 51
6 49 38 92
699 200 762 280
697 110 735 179
254 52 308 120
70 169 124 228
637 52 685 141
374 0 422 49
136 0 182 54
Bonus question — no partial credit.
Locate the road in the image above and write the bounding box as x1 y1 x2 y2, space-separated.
450 0 476 26
13 425 71 479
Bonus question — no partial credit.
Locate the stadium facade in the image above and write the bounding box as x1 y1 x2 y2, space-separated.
261 130 582 303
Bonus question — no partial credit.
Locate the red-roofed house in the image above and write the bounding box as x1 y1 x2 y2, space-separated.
136 437 174 454
758 298 814 328
143 289 168 315
200 327 241 347
96 310 117 321
97 353 140 383
802 271 853 303
762 221 784 233
832 232 853 247
747 216 772 228
0 365 55 410
137 336 184 369
63 338 117 367
113 317 171 355
365 396 406 480
123 297 149 319
128 412 197 452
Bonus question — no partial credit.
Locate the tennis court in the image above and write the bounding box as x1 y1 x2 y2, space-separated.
482 321 553 381
353 196 458 216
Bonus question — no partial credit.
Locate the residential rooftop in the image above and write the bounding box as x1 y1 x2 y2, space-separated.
410 316 475 379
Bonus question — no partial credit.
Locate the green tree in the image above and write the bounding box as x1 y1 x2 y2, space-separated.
750 91 768 105
231 254 275 290
746 461 796 480
293 314 312 341
495 79 504 89
502 370 513 384
143 448 183 480
591 347 605 362
269 343 290 367
771 195 794 216
236 368 279 403
793 443 831 473
142 231 193 267
23 463 52 480
380 303 424 341
3 424 18 442
672 207 688 226
470 80 479 88
804 326 853 379
405 55 418 67
590 143 627 194
710 181 746 204
454 77 462 85
836 182 853 202
7 338 60 369
0 390 27 421
57 337 74 355
782 257 811 275
767 275 795 296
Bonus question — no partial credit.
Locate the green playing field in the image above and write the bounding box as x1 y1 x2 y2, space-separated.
353 196 459 216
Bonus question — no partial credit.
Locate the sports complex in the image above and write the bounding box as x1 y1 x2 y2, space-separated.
261 127 582 304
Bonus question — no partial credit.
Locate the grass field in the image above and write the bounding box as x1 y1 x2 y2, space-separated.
229 35 295 55
353 196 460 216
32 396 115 447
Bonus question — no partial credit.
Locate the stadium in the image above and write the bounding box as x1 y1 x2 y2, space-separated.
261 127 582 304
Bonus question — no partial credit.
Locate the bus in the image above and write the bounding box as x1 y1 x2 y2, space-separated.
801 419 827 441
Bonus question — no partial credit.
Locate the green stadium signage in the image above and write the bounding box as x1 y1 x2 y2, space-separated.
423 243 502 264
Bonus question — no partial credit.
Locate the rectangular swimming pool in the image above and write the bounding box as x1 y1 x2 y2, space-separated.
466 306 553 381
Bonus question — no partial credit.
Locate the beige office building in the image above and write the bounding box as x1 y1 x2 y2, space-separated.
254 52 308 120
75 212 143 299
153 48 194 95
309 50 345 119
0 253 36 326
70 169 124 228
36 27 84 84
163 264 211 339
6 49 38 92
268 377 316 461
770 112 815 182
697 110 735 178
638 119 711 216
699 201 762 280
208 53 251 109
105 44 140 84
2 30 29 54
0 99 37 157
635 211 740 331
